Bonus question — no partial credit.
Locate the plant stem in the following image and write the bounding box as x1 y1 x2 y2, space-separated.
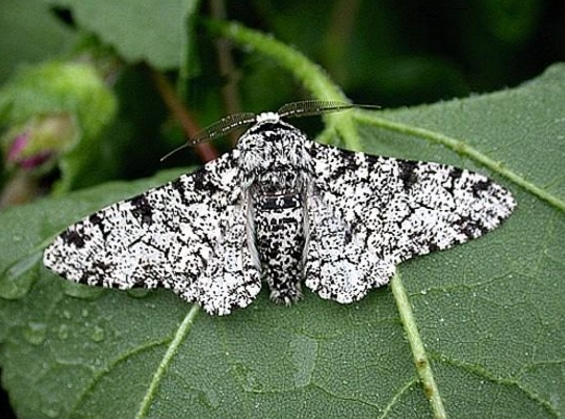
209 0 243 145
150 68 218 162
204 19 363 149
205 19 347 104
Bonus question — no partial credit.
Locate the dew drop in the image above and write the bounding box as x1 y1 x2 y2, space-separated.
91 325 105 342
0 252 42 300
127 288 150 299
199 388 220 409
233 362 260 391
23 321 47 345
81 308 89 318
43 407 60 418
290 335 317 387
58 324 69 340
63 281 104 300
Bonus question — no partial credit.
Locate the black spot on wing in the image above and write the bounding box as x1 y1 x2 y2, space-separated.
175 168 218 196
449 167 463 180
61 229 87 248
427 242 441 252
399 160 419 192
193 169 209 191
471 179 492 198
171 177 190 207
442 166 463 195
457 216 489 238
333 154 359 179
89 213 103 225
131 195 153 225
88 213 110 239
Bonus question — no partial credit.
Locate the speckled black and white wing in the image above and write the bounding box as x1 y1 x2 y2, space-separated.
43 152 261 315
305 142 516 303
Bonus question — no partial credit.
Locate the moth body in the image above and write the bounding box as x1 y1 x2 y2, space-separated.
237 115 313 304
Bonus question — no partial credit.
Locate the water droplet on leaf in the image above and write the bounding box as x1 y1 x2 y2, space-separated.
0 252 42 300
233 362 260 391
43 407 60 418
23 321 47 345
198 389 220 409
127 288 150 298
91 325 105 342
58 324 69 340
63 281 104 300
289 335 317 387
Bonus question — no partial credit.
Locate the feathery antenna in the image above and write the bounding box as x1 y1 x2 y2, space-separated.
160 101 378 161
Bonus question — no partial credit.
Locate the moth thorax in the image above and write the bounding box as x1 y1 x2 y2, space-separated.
238 123 313 192
254 169 308 195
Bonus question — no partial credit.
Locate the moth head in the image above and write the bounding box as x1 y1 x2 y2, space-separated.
237 115 313 190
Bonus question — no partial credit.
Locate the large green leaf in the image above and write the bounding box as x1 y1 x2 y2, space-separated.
48 0 199 69
1 64 564 418
0 0 76 83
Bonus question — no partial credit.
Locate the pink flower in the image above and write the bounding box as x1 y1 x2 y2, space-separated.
3 114 77 171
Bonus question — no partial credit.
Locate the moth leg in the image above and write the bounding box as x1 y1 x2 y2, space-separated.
268 272 303 305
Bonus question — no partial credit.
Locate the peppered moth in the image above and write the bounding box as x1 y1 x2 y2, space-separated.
43 101 516 315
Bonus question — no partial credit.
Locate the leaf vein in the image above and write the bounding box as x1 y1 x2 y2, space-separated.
68 338 170 417
428 352 559 417
135 304 200 419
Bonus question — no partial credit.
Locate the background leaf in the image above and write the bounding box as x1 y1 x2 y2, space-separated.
1 64 563 418
48 0 199 69
0 0 76 83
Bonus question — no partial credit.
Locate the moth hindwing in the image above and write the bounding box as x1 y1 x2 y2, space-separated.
44 102 516 315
